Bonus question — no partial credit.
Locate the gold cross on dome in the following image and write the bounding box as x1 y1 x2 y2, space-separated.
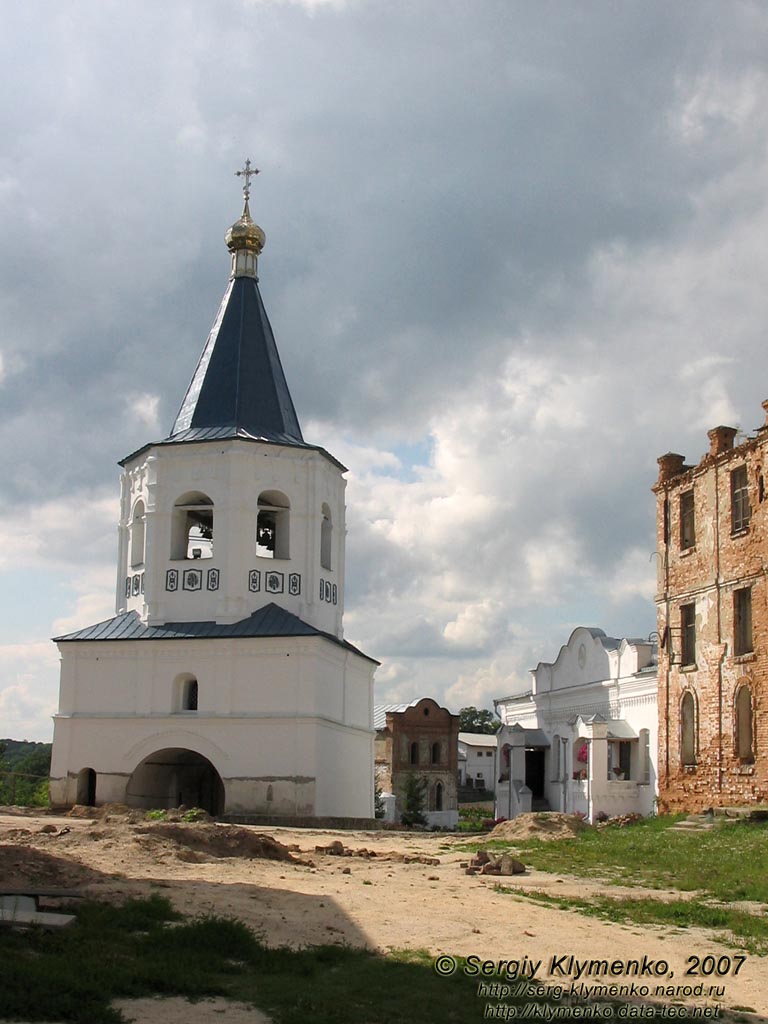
235 158 259 201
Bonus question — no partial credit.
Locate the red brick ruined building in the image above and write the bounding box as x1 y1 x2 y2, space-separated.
653 405 768 811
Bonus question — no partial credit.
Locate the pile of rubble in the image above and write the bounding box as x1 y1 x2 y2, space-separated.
314 840 440 865
462 850 526 876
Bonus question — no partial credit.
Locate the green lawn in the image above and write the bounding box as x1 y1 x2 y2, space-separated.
468 815 768 955
464 816 768 902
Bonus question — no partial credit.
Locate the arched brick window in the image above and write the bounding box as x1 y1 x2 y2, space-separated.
409 741 419 766
735 683 754 762
680 690 697 767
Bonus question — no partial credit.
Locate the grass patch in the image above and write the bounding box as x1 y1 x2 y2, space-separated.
2 894 745 1022
0 896 509 1024
463 816 768 902
498 887 768 954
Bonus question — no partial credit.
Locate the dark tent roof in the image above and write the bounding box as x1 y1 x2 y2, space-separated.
170 275 303 443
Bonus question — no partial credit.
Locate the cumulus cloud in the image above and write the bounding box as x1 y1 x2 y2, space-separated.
0 492 117 572
0 644 60 740
2 1 768 734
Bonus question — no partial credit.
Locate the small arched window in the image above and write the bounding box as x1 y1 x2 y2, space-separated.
175 673 198 713
409 741 419 766
735 683 754 762
681 690 697 766
434 781 443 812
171 492 214 560
257 491 290 559
431 742 441 765
130 500 146 568
320 503 332 570
183 678 198 711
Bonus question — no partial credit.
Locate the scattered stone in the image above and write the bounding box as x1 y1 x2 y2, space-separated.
341 866 351 874
39 824 57 834
466 849 526 876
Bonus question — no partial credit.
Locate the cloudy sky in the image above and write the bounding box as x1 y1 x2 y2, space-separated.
2 0 768 741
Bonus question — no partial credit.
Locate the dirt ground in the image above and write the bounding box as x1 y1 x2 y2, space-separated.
1 809 766 1023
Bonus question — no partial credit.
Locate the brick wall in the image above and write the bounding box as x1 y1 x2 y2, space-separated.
653 413 768 811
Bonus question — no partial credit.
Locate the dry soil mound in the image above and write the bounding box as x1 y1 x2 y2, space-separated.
134 823 300 862
488 812 590 842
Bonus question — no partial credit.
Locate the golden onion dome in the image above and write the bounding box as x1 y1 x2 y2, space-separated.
225 198 266 255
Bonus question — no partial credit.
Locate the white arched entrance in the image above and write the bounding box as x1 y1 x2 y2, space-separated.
126 747 225 815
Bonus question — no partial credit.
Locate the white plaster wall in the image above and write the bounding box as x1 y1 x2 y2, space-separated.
117 440 346 637
50 634 375 818
464 746 496 789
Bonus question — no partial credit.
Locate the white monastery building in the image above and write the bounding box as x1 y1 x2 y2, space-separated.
457 732 497 792
49 166 378 819
494 627 658 823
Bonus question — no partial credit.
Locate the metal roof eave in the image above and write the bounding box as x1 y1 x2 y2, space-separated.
118 433 347 473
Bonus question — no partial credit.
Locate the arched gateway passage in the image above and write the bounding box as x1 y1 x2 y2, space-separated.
126 748 225 815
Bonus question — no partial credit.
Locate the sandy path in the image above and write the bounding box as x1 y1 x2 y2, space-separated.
1 813 766 1021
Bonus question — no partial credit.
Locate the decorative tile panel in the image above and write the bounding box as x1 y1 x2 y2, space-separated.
265 571 284 594
248 569 261 592
207 568 220 591
332 584 338 605
183 568 203 592
140 573 145 595
288 573 301 596
166 569 179 592
132 574 141 596
125 577 131 598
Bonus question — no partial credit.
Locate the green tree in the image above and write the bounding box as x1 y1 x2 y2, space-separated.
400 774 427 828
458 706 500 734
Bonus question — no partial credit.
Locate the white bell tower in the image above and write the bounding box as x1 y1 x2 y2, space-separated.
50 165 376 820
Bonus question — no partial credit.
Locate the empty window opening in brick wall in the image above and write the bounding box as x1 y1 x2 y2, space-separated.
431 742 441 765
734 588 753 656
663 497 670 545
680 603 696 667
680 690 697 766
409 741 419 766
680 490 695 550
735 683 754 762
731 465 751 533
